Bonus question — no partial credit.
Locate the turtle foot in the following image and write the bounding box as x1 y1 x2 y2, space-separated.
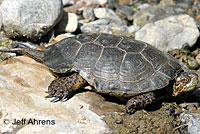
45 73 87 102
46 77 72 102
126 92 156 114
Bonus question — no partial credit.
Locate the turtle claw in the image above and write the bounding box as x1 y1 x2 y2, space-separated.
45 94 53 98
46 74 86 102
46 77 73 102
50 96 61 103
60 94 69 102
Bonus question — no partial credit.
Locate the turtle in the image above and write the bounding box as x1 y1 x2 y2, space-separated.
0 33 198 114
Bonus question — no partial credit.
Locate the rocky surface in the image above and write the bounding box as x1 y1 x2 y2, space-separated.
0 0 63 42
0 56 116 134
135 14 199 52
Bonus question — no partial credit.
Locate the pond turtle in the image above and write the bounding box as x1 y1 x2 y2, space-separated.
0 33 198 114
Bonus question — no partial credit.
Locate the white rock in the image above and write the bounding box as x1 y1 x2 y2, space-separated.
0 56 111 134
62 0 75 6
135 14 200 52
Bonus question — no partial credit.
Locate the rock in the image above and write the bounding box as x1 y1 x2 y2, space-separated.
62 0 75 6
135 14 200 52
80 18 130 36
64 0 107 13
0 56 127 134
0 0 63 42
55 12 78 34
114 4 135 21
115 5 135 18
81 7 131 36
82 6 95 21
94 8 123 24
180 113 200 134
137 3 150 10
128 25 140 34
80 19 112 34
133 5 186 26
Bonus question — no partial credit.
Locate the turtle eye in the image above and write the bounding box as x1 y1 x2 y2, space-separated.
181 77 191 83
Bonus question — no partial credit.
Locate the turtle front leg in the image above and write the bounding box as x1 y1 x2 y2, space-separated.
45 73 87 102
126 92 156 114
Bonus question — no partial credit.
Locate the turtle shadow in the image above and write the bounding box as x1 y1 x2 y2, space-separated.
69 88 127 105
63 86 200 113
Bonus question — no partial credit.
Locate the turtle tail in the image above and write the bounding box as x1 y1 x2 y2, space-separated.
0 48 44 62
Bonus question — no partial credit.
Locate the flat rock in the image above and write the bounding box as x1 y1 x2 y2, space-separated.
135 14 200 52
0 56 125 134
0 0 63 42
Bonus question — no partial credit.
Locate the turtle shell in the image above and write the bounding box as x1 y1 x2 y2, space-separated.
42 33 182 97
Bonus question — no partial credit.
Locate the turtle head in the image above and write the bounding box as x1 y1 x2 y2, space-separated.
173 72 198 96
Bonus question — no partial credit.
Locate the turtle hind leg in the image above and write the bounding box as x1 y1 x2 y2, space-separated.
0 48 44 62
46 73 87 102
126 92 156 114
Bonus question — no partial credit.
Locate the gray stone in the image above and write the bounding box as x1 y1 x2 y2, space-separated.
116 5 135 17
55 12 78 34
80 18 130 36
80 19 112 33
82 6 95 21
180 113 200 134
135 14 200 52
81 7 131 35
0 0 63 42
0 56 121 134
94 8 123 24
133 5 186 27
